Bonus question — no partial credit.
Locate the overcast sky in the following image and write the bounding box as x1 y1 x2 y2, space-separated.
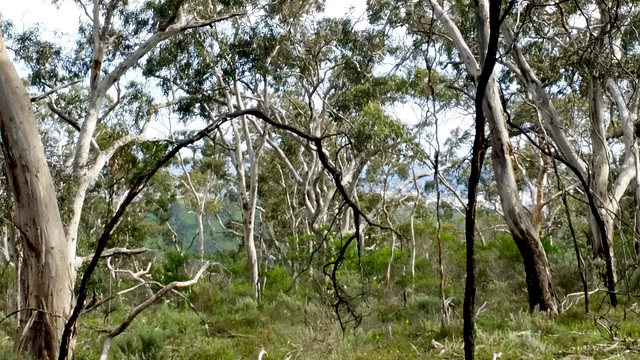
1 0 366 34
1 0 81 36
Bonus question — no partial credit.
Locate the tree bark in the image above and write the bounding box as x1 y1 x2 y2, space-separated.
486 80 557 312
0 29 76 360
0 224 10 265
587 79 618 305
531 154 550 237
213 73 266 300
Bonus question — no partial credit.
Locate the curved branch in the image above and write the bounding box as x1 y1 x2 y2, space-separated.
80 247 149 264
59 113 229 360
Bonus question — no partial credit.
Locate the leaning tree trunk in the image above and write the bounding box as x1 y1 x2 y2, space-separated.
485 79 558 312
474 0 558 313
426 0 558 314
0 29 76 360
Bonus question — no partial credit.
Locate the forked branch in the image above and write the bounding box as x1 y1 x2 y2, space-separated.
98 263 209 360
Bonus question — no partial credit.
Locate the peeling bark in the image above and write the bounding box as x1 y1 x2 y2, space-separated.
0 29 75 360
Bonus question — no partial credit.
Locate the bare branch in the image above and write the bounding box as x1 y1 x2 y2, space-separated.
46 100 101 152
81 282 151 316
46 101 81 131
80 247 149 264
30 80 81 102
98 263 209 360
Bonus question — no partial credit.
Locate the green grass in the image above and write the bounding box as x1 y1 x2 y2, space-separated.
1 281 639 359
54 279 639 360
3 229 640 359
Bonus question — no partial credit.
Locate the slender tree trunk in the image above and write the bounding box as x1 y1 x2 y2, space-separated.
242 201 260 298
636 185 640 263
435 153 448 326
553 159 590 313
0 30 76 360
0 224 10 265
214 73 263 300
384 232 395 293
588 79 617 305
429 50 448 326
464 82 484 360
197 210 205 261
587 80 612 257
531 154 550 236
486 80 557 312
409 202 417 282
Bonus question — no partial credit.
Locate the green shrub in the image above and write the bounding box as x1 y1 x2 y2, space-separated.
151 251 189 283
265 266 292 294
112 321 166 360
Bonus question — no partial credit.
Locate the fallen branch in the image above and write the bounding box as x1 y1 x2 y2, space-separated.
81 247 150 264
560 288 602 313
81 282 151 316
98 262 209 360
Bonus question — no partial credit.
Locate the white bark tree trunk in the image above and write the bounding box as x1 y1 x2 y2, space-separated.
428 0 557 312
0 29 76 360
0 224 10 265
212 71 266 299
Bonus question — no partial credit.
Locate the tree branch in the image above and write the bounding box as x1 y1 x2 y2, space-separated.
98 263 209 360
80 247 149 264
30 80 81 102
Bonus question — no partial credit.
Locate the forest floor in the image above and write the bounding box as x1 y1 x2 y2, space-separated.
3 281 639 360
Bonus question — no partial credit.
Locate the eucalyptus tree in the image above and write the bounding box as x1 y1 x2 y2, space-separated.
142 3 424 300
0 0 243 358
257 16 429 297
172 139 228 260
401 0 640 314
498 0 640 304
144 11 282 298
368 0 558 316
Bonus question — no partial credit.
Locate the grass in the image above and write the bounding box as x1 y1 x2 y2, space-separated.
2 238 640 359
53 279 639 360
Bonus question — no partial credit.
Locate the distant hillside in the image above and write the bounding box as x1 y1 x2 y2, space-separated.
168 201 240 254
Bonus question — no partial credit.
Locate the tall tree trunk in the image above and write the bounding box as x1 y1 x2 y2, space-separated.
384 231 395 293
428 0 557 316
0 30 76 360
435 154 448 326
486 81 557 312
636 187 640 263
475 0 557 313
588 79 617 305
0 224 10 265
197 210 205 261
531 154 550 237
242 200 260 298
502 21 621 307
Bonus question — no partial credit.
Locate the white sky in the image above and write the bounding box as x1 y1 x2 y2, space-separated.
1 0 81 36
1 0 367 33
